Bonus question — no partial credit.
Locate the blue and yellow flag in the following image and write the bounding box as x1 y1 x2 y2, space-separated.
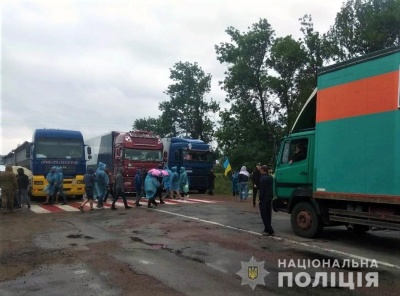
223 158 232 176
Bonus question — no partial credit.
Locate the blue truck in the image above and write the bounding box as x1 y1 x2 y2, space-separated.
19 128 91 198
162 137 214 193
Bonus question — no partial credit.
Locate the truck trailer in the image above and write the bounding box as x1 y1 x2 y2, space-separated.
273 45 400 238
86 130 163 194
162 137 214 193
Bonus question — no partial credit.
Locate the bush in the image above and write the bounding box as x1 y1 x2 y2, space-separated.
214 172 233 195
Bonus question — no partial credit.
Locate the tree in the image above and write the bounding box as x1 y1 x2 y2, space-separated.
161 61 219 142
132 117 167 137
215 19 275 127
326 0 400 61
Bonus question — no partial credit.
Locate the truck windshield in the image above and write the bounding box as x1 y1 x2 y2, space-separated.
183 150 213 162
124 149 162 161
35 138 83 159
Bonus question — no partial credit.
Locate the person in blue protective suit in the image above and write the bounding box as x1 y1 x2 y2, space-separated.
170 167 182 200
43 166 57 205
162 166 173 199
232 169 239 197
54 166 68 205
179 167 189 199
95 162 109 209
145 172 160 208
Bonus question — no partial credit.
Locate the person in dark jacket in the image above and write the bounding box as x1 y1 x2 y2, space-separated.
251 164 261 207
79 168 96 213
111 167 132 210
134 169 142 206
16 167 30 209
207 169 216 195
258 165 274 236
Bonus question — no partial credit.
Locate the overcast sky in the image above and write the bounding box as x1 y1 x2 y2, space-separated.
0 0 344 156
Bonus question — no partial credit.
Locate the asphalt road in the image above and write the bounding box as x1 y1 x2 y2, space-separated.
0 194 399 295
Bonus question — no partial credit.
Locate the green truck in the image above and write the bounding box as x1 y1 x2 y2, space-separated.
273 45 400 238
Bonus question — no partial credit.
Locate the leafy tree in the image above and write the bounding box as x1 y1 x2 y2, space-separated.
327 0 400 61
215 19 275 126
132 117 165 136
161 61 219 142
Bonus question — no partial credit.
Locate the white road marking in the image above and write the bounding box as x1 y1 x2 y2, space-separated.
54 204 79 212
154 209 400 270
186 198 218 203
29 205 51 214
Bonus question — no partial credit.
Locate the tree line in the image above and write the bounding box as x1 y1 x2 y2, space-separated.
133 0 400 171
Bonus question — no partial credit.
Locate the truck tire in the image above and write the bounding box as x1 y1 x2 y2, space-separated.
291 201 323 238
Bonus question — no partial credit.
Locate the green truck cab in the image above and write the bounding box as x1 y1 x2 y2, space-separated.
273 46 400 238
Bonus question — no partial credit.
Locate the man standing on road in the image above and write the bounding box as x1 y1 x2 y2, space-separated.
259 165 274 236
16 168 31 209
251 163 261 207
111 167 132 210
0 165 18 213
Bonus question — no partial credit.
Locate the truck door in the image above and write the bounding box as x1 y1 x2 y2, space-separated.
275 137 311 199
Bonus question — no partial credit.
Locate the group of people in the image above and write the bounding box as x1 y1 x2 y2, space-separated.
77 163 192 212
0 166 31 213
43 166 68 205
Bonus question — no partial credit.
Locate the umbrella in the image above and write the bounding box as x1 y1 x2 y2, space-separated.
12 166 33 180
148 168 162 177
148 168 170 177
158 169 170 176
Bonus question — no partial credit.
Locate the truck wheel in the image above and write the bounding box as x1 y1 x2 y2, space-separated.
291 202 323 238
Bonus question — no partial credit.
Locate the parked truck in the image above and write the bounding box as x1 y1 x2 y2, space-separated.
86 130 163 194
3 129 91 198
162 137 214 193
273 46 400 238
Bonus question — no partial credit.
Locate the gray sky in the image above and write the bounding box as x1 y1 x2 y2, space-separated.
0 0 344 155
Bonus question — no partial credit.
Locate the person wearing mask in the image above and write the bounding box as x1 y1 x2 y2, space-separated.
0 165 18 213
259 165 275 236
251 164 261 207
16 168 30 209
111 167 132 210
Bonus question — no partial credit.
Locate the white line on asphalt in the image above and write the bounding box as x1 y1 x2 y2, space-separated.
54 204 79 212
154 208 400 270
29 205 51 214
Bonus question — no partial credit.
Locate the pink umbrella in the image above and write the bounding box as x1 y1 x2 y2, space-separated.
158 169 170 176
148 168 162 177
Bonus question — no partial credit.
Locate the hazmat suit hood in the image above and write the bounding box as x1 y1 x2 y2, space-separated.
98 162 106 171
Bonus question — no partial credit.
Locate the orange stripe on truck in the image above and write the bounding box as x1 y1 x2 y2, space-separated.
316 71 399 122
